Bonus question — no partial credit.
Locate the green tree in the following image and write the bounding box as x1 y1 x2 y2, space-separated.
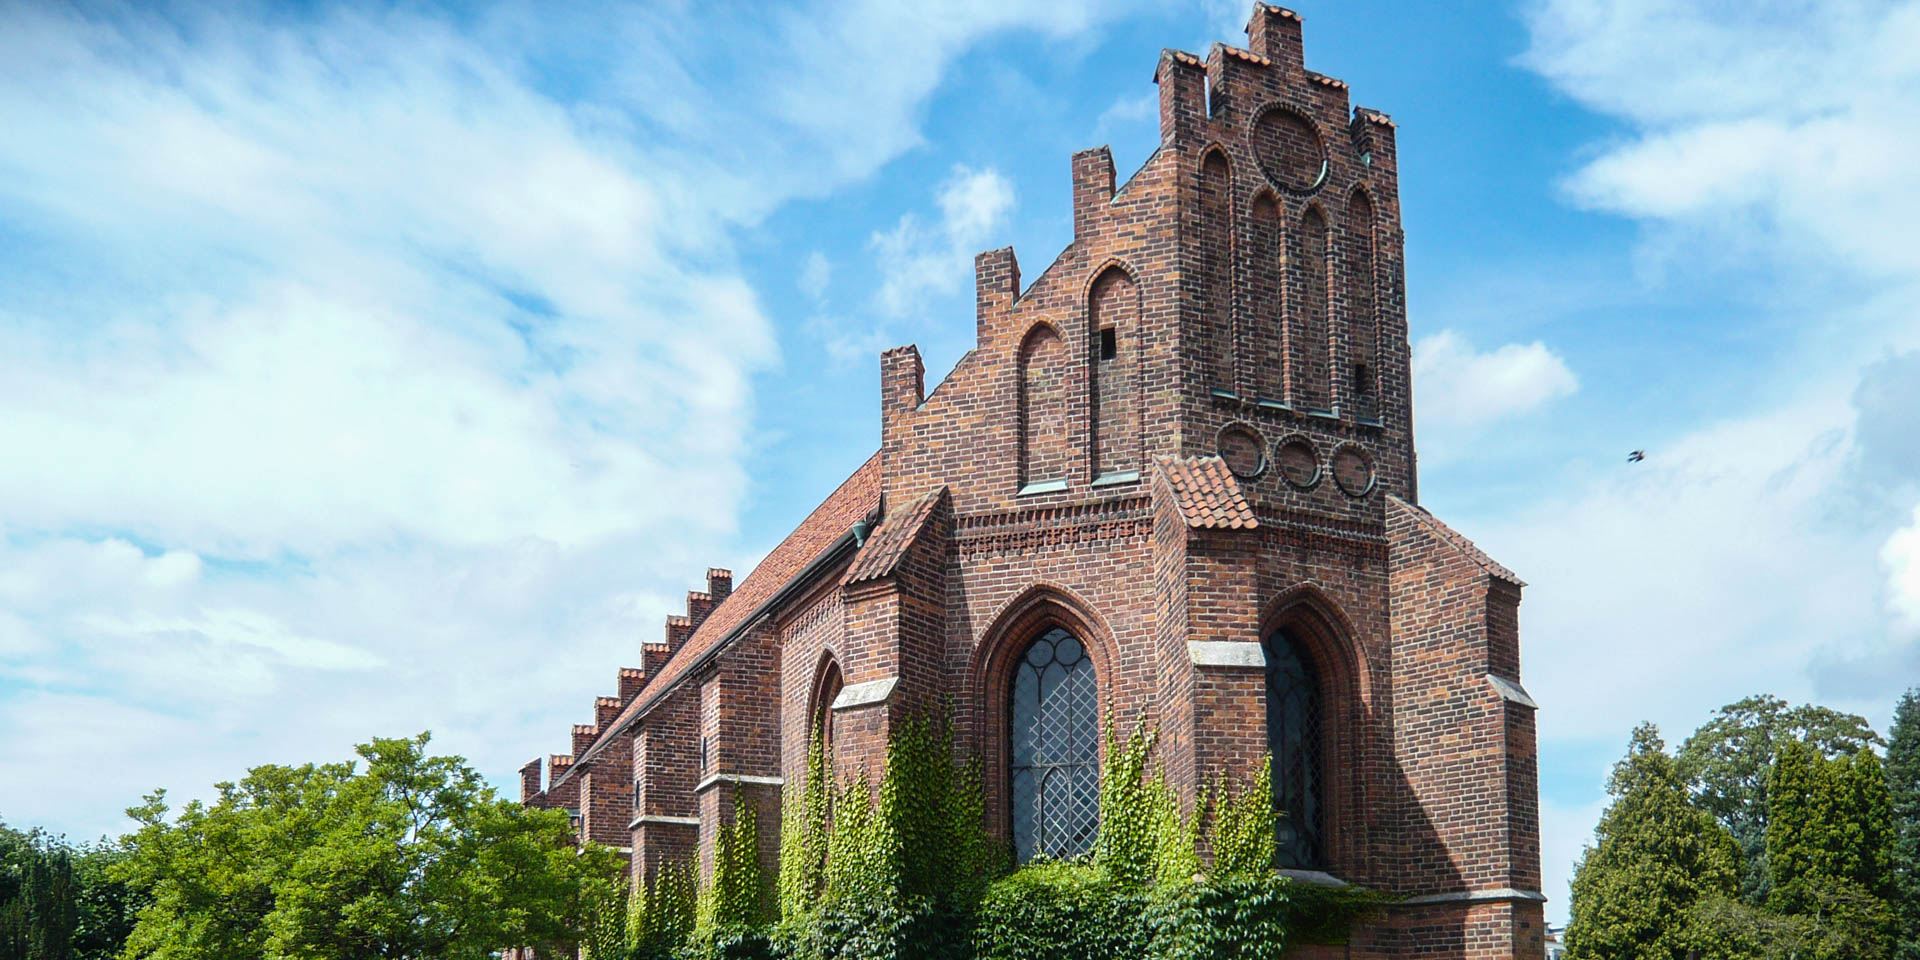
1677 694 1882 902
1 823 76 960
1565 723 1739 960
115 732 621 960
1768 741 1897 959
1 821 140 960
1888 688 1920 960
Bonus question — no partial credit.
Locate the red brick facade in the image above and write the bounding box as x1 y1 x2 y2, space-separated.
517 6 1545 957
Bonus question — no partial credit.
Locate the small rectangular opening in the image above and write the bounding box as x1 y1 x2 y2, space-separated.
1099 327 1117 361
1353 363 1372 395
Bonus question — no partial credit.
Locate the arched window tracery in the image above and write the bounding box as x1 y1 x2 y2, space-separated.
1009 626 1099 862
1265 628 1325 869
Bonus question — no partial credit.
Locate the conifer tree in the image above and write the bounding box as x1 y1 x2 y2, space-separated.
1884 688 1920 960
1767 740 1824 899
1768 741 1897 959
1566 724 1739 960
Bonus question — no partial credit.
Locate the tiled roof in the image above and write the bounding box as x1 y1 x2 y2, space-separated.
1387 495 1524 587
1217 43 1273 67
844 486 944 586
573 452 883 768
1354 107 1396 127
1154 456 1258 529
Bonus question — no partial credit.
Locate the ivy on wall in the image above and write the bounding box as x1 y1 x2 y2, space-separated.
602 712 1386 960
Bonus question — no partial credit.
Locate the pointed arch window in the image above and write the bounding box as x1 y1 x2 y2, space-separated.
814 659 844 755
1265 628 1324 868
1009 627 1099 862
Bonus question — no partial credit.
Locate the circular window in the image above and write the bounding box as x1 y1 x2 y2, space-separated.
1332 444 1376 498
1275 436 1321 490
1250 105 1328 195
1215 423 1268 479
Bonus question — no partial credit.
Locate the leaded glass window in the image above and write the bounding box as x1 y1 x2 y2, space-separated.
1009 627 1099 862
1265 628 1324 868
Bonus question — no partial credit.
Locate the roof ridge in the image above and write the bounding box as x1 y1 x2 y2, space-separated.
1386 495 1524 587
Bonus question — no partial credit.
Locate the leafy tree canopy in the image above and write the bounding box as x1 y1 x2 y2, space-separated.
1676 694 1881 900
114 732 621 960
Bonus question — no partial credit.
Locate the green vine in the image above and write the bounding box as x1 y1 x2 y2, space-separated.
698 790 770 932
1208 756 1276 878
630 859 696 958
778 736 833 922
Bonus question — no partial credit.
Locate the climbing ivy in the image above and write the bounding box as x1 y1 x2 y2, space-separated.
1094 721 1158 889
699 792 770 933
778 737 833 922
628 860 696 959
1209 757 1277 878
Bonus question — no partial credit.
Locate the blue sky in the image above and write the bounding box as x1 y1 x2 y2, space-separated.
3 0 1918 926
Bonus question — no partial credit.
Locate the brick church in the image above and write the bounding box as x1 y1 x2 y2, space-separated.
518 6 1546 957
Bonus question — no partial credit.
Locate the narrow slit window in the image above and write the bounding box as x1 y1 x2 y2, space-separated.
1354 363 1372 395
1099 327 1117 362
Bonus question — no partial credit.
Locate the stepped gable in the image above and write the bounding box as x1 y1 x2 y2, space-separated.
1154 455 1258 530
843 486 945 586
576 451 883 765
1387 494 1525 586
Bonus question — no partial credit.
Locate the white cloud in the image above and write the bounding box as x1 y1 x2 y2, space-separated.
1884 506 1920 628
1412 330 1578 431
1094 92 1157 141
871 165 1016 320
1522 0 1920 280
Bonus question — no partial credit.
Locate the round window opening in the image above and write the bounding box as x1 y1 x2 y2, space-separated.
1332 445 1375 498
1276 437 1321 490
1216 424 1268 479
1251 105 1328 195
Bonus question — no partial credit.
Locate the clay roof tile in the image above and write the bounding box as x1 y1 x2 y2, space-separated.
1153 456 1258 530
844 487 945 586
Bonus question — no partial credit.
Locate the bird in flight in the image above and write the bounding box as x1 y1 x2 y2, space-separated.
1627 450 1645 463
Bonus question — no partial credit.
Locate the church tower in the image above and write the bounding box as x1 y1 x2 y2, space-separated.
1162 4 1415 512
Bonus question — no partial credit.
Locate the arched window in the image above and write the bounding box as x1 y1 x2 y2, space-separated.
1198 149 1233 391
1009 627 1099 862
1288 208 1331 413
1248 192 1285 404
1018 325 1071 488
1089 265 1140 478
1265 628 1324 868
814 659 844 755
1342 189 1378 419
